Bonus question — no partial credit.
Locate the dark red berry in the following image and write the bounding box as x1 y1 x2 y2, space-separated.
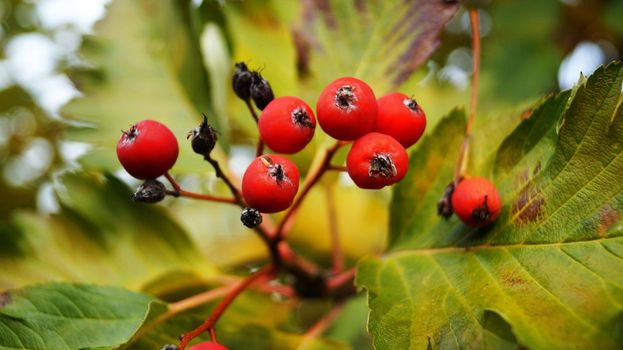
132 179 167 203
116 120 179 179
242 155 299 213
376 92 427 148
232 62 253 101
188 341 228 350
316 77 378 141
346 132 408 189
259 96 316 154
451 177 502 227
250 71 274 110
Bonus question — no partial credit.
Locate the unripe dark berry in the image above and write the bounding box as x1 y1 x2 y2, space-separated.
451 177 502 227
375 92 427 148
232 62 253 101
132 179 167 203
116 120 179 179
346 132 408 189
242 155 299 213
316 77 378 141
240 207 263 228
250 71 274 110
259 96 316 154
188 341 228 350
187 114 218 157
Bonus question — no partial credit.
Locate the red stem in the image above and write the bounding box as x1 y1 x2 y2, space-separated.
275 141 346 240
453 9 481 183
178 264 275 350
324 184 343 274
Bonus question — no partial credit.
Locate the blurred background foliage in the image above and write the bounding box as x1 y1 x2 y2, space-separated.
0 0 621 347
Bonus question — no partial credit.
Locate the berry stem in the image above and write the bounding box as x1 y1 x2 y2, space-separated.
454 8 481 184
178 264 276 350
275 141 346 240
204 155 244 205
326 267 356 292
244 98 265 157
327 164 347 172
244 99 259 123
324 183 344 274
298 302 345 348
164 173 237 204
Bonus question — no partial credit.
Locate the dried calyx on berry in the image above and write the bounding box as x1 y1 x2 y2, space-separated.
250 71 274 110
187 114 218 158
160 345 178 350
437 181 456 218
232 62 253 101
240 207 263 228
369 153 397 179
132 179 167 203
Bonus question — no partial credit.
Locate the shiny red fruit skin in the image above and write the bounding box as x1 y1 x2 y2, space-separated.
346 132 409 189
189 341 228 350
316 77 378 141
242 155 300 213
116 120 179 179
451 177 502 227
259 96 316 154
375 92 427 148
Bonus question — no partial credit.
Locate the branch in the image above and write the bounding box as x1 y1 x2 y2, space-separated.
297 302 345 349
324 184 343 274
453 9 481 183
178 264 276 350
276 141 346 240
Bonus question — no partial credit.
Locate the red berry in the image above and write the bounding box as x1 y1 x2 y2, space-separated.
259 96 316 153
242 155 300 213
375 92 426 148
316 77 378 141
116 120 179 179
451 177 502 227
346 132 408 189
189 341 228 350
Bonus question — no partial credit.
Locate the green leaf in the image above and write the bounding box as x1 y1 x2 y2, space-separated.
62 0 223 173
0 173 216 291
295 0 461 93
0 282 166 350
358 62 623 349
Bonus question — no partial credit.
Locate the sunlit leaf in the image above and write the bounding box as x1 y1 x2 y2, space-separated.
358 63 623 349
0 173 216 291
0 282 166 350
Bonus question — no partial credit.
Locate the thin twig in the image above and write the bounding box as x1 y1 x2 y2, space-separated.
178 265 276 350
276 141 346 240
453 9 481 183
204 155 244 205
165 190 237 204
327 164 347 172
244 99 264 157
324 184 343 274
297 302 345 349
326 268 356 291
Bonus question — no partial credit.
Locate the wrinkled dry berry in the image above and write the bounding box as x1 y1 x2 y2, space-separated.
437 181 456 219
188 114 218 157
250 71 274 110
232 62 253 101
132 179 167 203
240 207 263 228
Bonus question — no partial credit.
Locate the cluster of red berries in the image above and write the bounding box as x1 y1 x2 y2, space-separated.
116 63 501 231
234 72 428 220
